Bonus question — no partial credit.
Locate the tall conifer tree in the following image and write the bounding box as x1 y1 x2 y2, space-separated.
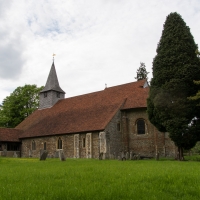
147 12 200 159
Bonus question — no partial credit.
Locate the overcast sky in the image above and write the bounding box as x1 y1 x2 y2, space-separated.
0 0 200 104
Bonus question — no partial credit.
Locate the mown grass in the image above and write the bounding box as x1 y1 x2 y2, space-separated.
0 157 200 200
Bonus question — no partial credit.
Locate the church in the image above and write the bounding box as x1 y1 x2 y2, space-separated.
0 61 176 158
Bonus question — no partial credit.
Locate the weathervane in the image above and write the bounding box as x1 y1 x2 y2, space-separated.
52 53 56 61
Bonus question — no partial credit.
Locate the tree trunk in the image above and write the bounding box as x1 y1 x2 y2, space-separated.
177 146 184 161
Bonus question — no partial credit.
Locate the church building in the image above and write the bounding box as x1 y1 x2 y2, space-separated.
0 61 176 158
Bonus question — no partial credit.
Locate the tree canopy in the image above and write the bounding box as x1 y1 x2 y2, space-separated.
135 62 149 81
147 12 200 159
0 84 43 128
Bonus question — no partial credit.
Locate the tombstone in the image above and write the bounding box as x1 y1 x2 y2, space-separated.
59 150 66 161
126 152 129 160
137 154 141 160
155 152 160 161
121 151 126 161
13 151 18 158
118 155 121 161
130 151 133 160
40 150 48 161
2 149 7 157
29 149 32 157
99 152 103 160
54 151 59 158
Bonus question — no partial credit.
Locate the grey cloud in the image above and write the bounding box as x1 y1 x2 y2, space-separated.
0 42 25 79
0 0 13 18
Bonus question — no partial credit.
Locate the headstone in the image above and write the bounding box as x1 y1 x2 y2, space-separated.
118 155 121 161
121 151 126 161
137 154 141 160
13 151 18 158
54 151 59 158
126 152 129 160
2 149 7 157
40 150 48 161
99 152 103 160
59 150 66 161
130 151 133 160
29 149 32 157
155 152 160 161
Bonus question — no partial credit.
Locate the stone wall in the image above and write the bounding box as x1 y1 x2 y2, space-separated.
21 132 100 159
121 108 176 158
105 110 122 159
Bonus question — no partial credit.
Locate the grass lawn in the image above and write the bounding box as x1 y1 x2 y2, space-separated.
0 157 200 200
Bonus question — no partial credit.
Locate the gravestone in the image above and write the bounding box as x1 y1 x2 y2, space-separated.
59 150 66 161
126 152 129 160
29 149 32 157
121 151 126 161
129 151 133 160
99 152 103 160
155 152 160 161
2 149 7 157
40 150 48 161
13 151 18 158
54 151 59 158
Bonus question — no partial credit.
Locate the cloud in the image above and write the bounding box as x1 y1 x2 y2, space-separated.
0 0 200 104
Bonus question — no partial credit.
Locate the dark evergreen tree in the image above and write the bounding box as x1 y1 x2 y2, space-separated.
147 12 200 160
135 62 149 81
0 84 43 128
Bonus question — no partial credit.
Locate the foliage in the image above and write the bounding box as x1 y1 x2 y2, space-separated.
135 62 149 81
0 158 200 200
0 84 43 128
147 12 200 159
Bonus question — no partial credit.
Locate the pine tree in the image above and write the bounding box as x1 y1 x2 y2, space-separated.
135 62 149 81
147 12 200 160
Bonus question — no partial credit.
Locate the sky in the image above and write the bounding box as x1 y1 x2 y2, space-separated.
0 0 200 104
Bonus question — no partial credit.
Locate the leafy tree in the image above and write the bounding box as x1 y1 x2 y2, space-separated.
147 12 200 160
135 62 149 81
0 84 43 128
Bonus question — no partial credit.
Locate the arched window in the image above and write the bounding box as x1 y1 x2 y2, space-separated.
32 140 36 150
137 119 145 134
57 137 62 149
44 142 46 150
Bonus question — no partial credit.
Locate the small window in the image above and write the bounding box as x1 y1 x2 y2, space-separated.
57 137 62 149
57 92 60 98
44 142 46 150
137 119 145 134
32 140 36 150
82 138 86 148
44 92 47 98
117 122 121 131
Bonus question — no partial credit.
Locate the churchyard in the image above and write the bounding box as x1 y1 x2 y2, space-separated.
0 157 200 200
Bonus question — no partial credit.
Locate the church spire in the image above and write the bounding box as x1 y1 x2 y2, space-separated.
40 61 65 94
39 60 65 109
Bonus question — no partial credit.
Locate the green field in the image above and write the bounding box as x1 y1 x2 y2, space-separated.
0 157 200 200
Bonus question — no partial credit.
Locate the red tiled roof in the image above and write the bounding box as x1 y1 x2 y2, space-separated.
16 80 149 139
0 128 22 142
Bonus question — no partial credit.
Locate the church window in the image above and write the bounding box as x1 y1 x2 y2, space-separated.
82 138 86 148
44 92 47 98
57 92 60 98
117 122 121 131
137 119 145 134
32 140 36 150
57 137 62 149
44 142 46 150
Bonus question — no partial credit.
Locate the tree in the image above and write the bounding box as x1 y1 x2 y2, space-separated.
0 84 43 128
135 62 149 81
147 12 200 160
